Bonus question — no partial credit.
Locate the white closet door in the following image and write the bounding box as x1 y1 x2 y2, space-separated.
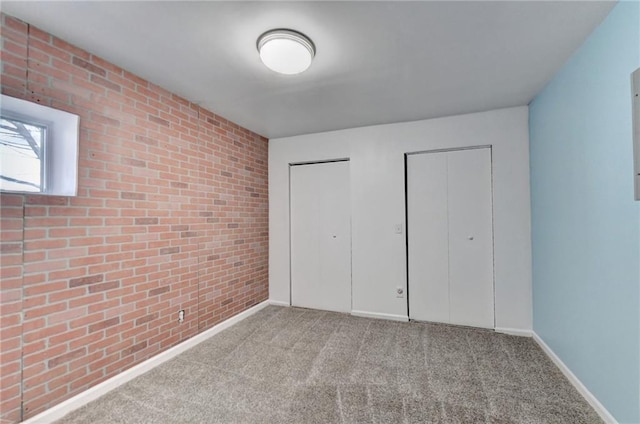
290 161 351 313
407 152 450 323
407 148 494 329
447 148 494 328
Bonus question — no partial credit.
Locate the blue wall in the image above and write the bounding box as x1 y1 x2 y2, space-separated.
529 2 640 423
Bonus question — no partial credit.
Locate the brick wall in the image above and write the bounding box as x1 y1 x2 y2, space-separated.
0 13 268 423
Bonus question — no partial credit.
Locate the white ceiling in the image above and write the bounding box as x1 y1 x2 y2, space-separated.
2 1 615 138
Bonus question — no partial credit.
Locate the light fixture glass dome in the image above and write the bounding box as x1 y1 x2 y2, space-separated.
257 29 315 75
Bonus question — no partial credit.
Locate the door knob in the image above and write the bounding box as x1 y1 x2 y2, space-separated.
332 235 337 239
468 236 474 240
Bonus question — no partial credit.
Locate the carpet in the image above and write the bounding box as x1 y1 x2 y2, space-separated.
56 306 602 423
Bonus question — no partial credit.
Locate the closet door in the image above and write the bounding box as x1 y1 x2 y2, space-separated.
407 148 494 329
407 152 450 323
447 148 494 328
290 161 351 313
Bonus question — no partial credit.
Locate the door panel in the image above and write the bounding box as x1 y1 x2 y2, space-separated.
407 152 450 323
447 148 494 328
290 161 351 313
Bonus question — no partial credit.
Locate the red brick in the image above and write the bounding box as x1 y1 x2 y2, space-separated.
88 317 120 333
88 281 119 293
3 15 28 33
121 341 147 357
134 217 159 225
121 192 145 200
69 274 104 288
90 74 121 92
148 286 170 297
71 56 106 77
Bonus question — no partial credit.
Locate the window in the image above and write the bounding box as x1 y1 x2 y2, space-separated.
0 95 79 196
0 115 47 193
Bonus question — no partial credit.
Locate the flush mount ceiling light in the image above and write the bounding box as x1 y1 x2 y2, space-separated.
257 29 315 75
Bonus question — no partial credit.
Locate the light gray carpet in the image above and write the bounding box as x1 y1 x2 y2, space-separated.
56 306 602 423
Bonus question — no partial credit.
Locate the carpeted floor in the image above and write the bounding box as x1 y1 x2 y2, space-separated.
56 306 602 423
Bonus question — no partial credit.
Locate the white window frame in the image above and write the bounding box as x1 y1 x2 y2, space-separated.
0 95 79 196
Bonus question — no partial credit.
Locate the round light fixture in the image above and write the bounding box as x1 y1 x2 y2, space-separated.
257 29 315 75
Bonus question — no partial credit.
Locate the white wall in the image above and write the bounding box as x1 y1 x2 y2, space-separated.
269 106 532 331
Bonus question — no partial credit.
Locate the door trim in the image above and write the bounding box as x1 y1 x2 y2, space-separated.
406 145 492 157
289 158 349 166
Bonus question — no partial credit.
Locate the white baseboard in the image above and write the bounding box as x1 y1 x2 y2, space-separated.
532 332 617 424
22 300 271 424
495 327 532 337
268 299 291 307
351 310 409 322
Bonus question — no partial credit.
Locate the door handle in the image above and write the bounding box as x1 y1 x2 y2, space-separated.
468 236 474 241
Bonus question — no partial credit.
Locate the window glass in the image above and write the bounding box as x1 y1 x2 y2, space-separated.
0 116 46 193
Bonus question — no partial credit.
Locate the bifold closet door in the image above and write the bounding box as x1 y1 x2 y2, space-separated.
408 148 494 328
407 152 450 324
290 161 351 313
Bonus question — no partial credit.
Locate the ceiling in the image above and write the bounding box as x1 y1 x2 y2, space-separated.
2 1 615 139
